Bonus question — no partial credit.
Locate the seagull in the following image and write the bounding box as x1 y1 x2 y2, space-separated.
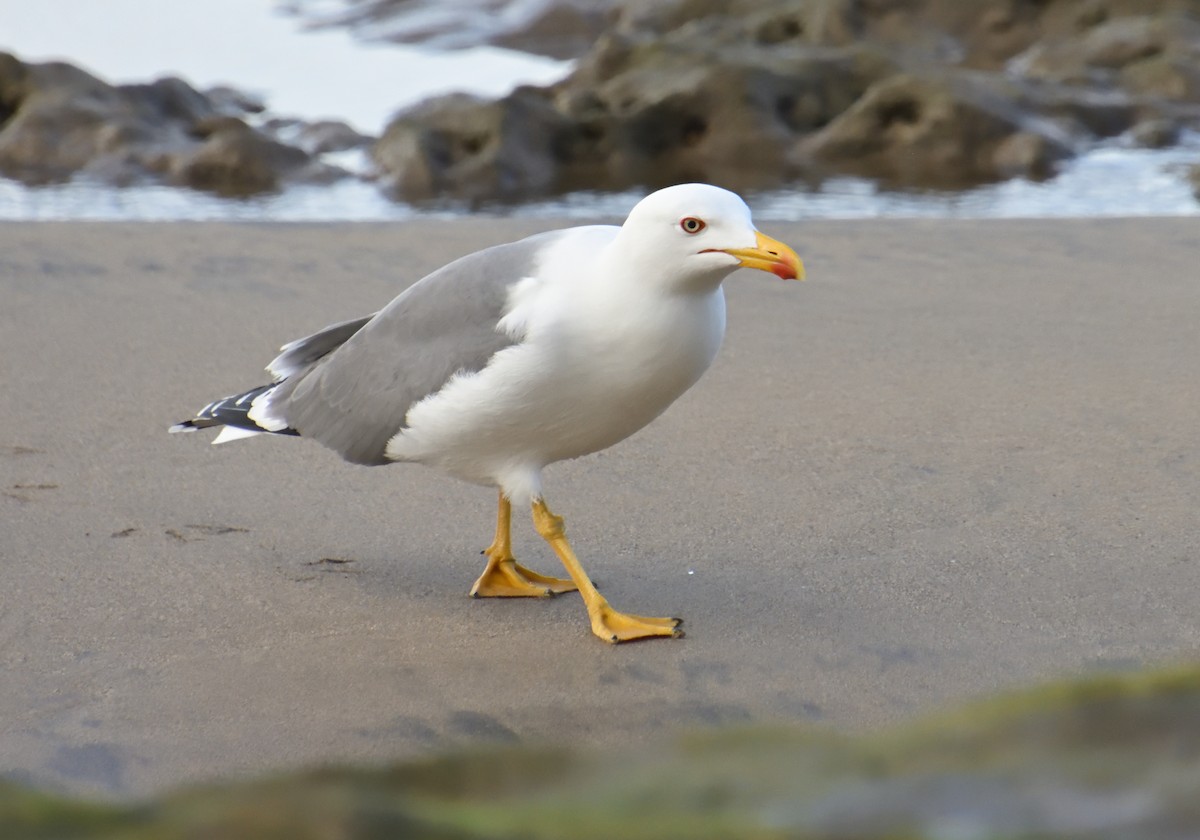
171 183 804 643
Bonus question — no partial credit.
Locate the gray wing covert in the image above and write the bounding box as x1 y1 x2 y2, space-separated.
271 231 560 465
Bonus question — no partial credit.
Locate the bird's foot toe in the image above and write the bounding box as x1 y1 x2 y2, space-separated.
513 564 578 594
591 607 684 644
470 557 576 598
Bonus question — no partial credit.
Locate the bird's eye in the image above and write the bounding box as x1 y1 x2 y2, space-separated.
680 217 706 234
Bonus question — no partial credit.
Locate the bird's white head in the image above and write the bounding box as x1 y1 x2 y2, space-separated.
615 183 804 292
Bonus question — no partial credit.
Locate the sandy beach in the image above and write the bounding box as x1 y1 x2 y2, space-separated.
2 217 1198 799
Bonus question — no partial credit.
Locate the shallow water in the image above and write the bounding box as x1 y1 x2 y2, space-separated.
2 140 1196 222
0 0 1197 221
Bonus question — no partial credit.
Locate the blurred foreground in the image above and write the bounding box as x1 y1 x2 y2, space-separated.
5 664 1199 839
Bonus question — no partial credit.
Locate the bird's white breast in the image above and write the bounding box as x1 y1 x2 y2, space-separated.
385 228 727 500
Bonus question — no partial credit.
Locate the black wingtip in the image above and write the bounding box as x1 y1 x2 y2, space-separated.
170 385 301 438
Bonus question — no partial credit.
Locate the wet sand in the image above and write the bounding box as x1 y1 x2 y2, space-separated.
2 217 1198 798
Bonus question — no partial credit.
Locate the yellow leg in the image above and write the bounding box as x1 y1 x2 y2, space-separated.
470 492 577 598
531 499 683 644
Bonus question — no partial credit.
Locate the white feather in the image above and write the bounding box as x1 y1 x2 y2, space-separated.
246 388 290 432
212 426 264 444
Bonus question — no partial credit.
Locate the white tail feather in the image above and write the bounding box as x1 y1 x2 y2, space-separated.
212 426 264 445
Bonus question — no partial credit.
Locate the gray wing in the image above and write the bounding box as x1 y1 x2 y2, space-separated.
267 314 376 382
264 230 562 465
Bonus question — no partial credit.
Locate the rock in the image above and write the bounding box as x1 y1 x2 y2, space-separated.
1129 117 1181 147
993 130 1064 180
614 0 1194 70
7 1 1200 203
562 37 891 191
366 0 1200 202
1190 163 1200 199
372 37 893 201
262 117 374 156
1004 8 1200 102
4 665 1200 838
1009 82 1141 139
205 84 268 116
1012 13 1200 97
1119 50 1200 100
0 51 342 196
171 116 311 196
0 53 174 183
794 72 1073 188
296 120 373 155
373 89 572 203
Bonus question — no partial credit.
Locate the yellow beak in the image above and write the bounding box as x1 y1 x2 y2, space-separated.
719 231 805 280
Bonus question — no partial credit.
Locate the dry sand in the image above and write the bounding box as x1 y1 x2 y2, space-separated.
2 217 1197 799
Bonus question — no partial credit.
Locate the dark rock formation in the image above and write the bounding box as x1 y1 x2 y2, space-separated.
1130 117 1182 146
172 116 313 196
374 89 574 202
369 0 1200 202
5 0 1198 203
373 37 896 201
5 665 1200 838
1012 12 1200 98
0 52 347 197
794 71 1075 187
291 119 374 156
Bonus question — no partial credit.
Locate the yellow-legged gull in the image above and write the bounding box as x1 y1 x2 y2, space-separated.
171 183 805 643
